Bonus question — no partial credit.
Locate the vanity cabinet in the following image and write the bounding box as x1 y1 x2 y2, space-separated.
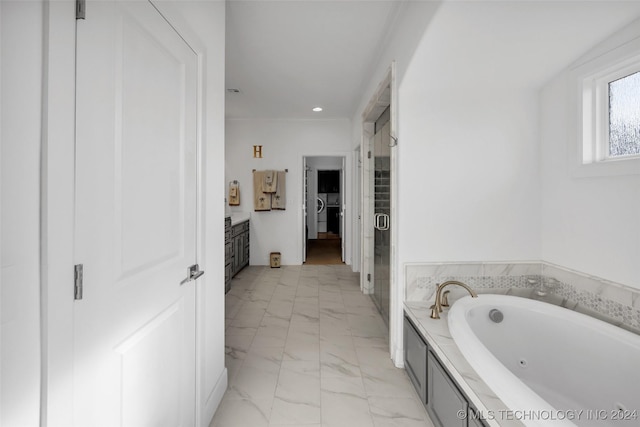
427 350 468 427
225 217 232 293
404 316 427 404
468 411 486 427
404 312 489 427
231 220 249 277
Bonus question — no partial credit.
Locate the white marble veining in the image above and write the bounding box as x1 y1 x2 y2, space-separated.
215 265 434 427
271 360 321 425
405 261 541 302
406 261 640 332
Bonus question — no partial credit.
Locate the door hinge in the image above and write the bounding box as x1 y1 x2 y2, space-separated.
76 0 86 20
367 151 372 159
367 273 371 282
74 264 84 300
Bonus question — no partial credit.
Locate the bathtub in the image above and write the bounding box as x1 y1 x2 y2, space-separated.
448 294 640 427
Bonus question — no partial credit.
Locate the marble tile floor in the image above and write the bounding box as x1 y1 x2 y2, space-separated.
211 265 434 427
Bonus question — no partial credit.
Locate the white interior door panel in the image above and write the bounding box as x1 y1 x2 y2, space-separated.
74 1 198 425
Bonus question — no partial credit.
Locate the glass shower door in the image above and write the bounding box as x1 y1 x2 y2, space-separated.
373 118 391 325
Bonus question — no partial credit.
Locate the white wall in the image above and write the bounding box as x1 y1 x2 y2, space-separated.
395 4 543 367
352 1 640 366
1 1 44 425
397 83 541 263
349 0 443 364
355 0 525 366
351 1 441 133
353 1 547 365
225 119 351 266
397 2 556 267
540 26 640 290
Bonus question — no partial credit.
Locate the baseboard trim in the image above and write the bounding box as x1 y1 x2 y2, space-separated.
201 367 228 427
392 345 404 369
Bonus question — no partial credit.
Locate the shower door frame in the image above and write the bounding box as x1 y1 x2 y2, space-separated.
360 63 401 365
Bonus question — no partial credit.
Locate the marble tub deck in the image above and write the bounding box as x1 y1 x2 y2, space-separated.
404 300 524 427
405 283 640 427
213 265 433 427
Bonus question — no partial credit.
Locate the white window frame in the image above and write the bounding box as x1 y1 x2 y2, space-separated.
569 34 640 177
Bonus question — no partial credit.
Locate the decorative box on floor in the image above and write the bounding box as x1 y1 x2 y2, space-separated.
270 252 281 268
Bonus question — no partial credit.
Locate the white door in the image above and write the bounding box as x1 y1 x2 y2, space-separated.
354 147 361 272
340 157 346 262
74 2 198 426
302 157 308 262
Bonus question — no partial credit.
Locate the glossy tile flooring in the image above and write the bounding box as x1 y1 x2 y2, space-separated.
211 265 434 427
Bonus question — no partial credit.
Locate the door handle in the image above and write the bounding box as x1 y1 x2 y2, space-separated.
180 263 204 285
374 213 390 231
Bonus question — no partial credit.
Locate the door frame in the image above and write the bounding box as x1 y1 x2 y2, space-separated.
352 146 361 273
41 3 223 426
360 63 401 365
300 153 351 266
302 157 308 263
340 157 346 262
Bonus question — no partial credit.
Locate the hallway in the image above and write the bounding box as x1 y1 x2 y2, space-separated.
304 239 343 265
214 265 432 426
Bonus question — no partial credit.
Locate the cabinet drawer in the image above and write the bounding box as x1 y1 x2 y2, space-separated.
231 221 249 236
225 242 232 259
404 316 427 403
468 408 488 427
225 263 232 282
427 350 467 427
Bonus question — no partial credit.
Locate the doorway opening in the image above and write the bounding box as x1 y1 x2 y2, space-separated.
303 156 346 265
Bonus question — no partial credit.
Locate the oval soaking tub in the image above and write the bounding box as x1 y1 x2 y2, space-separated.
448 294 640 427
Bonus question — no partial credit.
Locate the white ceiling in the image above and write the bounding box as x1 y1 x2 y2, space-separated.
225 0 402 120
225 0 640 121
421 1 640 91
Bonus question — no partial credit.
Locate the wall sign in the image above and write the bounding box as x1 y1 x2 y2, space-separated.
253 145 263 158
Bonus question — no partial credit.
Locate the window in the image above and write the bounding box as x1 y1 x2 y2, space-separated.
608 71 640 158
570 37 640 176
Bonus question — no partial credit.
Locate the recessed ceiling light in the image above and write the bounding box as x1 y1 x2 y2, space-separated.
312 107 323 112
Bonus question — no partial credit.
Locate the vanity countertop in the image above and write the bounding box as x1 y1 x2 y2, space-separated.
230 212 250 226
404 300 524 427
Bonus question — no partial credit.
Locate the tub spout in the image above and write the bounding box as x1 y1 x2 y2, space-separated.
430 280 478 319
